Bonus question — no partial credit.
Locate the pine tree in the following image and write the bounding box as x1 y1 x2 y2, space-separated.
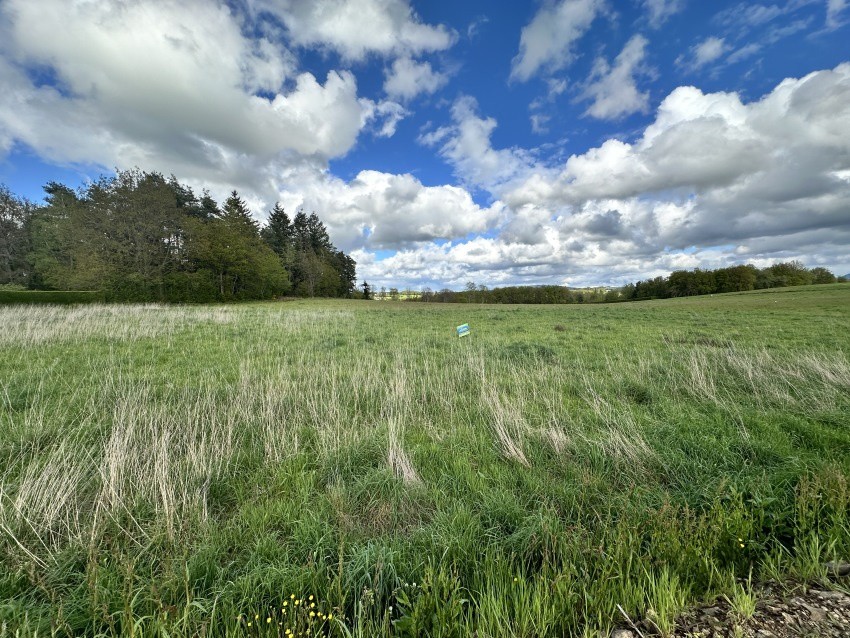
261 203 292 257
197 190 219 220
220 191 260 235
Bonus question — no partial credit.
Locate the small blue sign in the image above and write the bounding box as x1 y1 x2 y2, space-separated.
457 323 470 338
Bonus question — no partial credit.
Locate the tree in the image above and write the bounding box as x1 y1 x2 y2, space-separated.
197 190 219 220
715 265 757 292
810 267 836 284
8 175 353 302
192 190 288 299
361 281 372 300
331 250 357 297
765 261 812 288
261 203 292 259
306 212 332 252
0 185 34 286
28 182 80 290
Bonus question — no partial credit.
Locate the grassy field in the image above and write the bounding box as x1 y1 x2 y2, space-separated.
1 285 849 637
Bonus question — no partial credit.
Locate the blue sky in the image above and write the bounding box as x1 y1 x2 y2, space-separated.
1 0 849 288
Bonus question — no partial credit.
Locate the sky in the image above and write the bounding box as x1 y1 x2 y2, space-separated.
1 0 849 289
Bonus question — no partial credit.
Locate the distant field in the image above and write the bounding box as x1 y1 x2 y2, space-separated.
1 284 849 637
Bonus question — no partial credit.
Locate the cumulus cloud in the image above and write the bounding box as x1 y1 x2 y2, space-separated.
361 99 409 137
506 64 850 246
355 235 568 289
383 57 448 101
511 0 606 82
419 96 536 192
251 0 456 60
0 0 374 177
276 169 505 250
580 35 651 120
643 0 686 28
365 63 850 289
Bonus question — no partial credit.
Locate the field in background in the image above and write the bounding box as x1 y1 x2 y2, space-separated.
1 284 849 637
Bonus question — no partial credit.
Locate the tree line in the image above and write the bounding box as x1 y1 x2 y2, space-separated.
0 170 355 302
621 262 841 301
410 262 844 304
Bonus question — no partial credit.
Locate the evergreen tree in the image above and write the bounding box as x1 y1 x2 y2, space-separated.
192 190 287 299
307 212 332 252
261 203 292 257
0 185 34 286
197 190 219 220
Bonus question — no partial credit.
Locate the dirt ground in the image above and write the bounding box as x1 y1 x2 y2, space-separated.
613 571 850 638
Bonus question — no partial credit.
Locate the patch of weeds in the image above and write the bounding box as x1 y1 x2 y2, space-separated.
724 570 757 621
644 567 689 637
394 564 467 638
623 382 653 405
500 342 558 364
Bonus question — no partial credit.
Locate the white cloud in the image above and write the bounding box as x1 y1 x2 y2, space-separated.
827 0 848 28
277 169 505 250
580 35 651 120
506 64 850 246
419 96 536 192
467 15 489 40
726 43 763 64
677 36 730 71
530 114 551 134
251 0 456 60
510 0 606 82
351 62 850 289
361 99 409 137
643 0 685 28
323 64 850 287
383 57 448 101
0 0 374 168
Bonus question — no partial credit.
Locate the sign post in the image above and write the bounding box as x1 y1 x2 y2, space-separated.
457 323 470 338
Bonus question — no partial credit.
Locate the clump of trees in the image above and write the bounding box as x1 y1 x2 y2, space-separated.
622 262 840 301
0 170 355 302
413 263 843 305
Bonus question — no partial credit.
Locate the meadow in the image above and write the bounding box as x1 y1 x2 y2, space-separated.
1 284 849 637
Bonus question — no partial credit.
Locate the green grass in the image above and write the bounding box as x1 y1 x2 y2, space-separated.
1 284 849 637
